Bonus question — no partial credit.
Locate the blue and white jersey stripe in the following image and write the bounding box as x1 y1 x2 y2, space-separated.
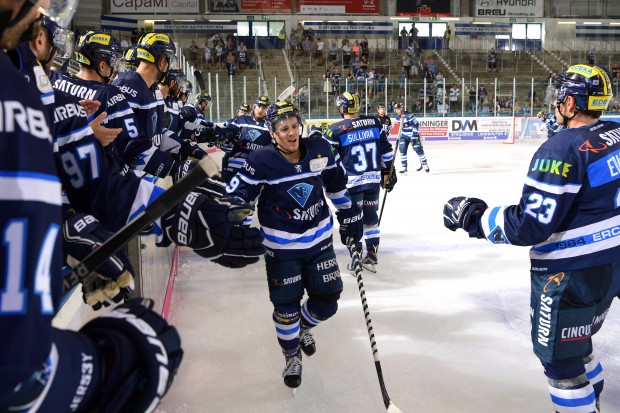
262 216 333 251
0 171 62 206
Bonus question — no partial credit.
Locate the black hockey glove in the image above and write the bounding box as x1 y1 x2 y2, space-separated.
179 105 197 123
170 159 226 197
63 213 135 310
336 204 364 246
179 138 207 160
443 196 488 237
307 124 323 139
158 193 264 267
80 298 183 413
381 167 397 192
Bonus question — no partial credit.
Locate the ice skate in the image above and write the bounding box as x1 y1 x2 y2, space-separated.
362 250 378 273
299 327 316 356
423 163 430 173
282 350 302 388
399 167 408 174
416 164 423 171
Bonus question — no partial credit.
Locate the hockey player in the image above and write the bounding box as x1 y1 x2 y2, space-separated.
221 95 271 182
237 102 250 116
123 45 138 71
537 110 564 138
393 102 429 173
112 32 207 178
195 91 212 118
225 101 363 389
324 92 396 272
377 103 392 135
443 64 619 413
0 0 183 410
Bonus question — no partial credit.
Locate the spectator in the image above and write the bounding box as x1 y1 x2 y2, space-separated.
367 68 377 99
341 35 350 48
487 47 497 72
612 63 620 80
346 69 356 92
424 95 433 112
342 42 352 67
449 83 460 112
356 67 367 93
215 40 224 69
527 89 539 106
351 40 361 58
328 40 338 63
289 33 299 54
479 84 488 106
469 86 477 113
298 85 308 113
443 27 452 50
131 27 139 44
225 51 236 76
360 54 369 72
377 72 387 99
435 71 444 90
277 25 286 49
412 99 423 114
323 68 332 94
402 53 412 79
360 39 369 59
409 24 418 46
588 47 596 65
248 52 257 69
203 42 212 68
121 36 131 49
410 54 420 78
315 37 325 66
332 68 342 96
425 68 435 84
351 55 360 76
189 40 199 67
237 42 248 70
398 66 407 99
400 26 408 49
302 35 313 63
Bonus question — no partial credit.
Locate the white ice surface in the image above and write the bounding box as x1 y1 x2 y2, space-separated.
157 140 620 413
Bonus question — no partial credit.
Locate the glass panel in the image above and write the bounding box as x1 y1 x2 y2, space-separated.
252 21 268 37
431 23 447 38
527 23 542 40
415 23 430 38
269 22 284 37
237 22 250 37
512 23 527 40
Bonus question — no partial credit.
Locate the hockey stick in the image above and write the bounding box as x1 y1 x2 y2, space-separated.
278 84 296 102
62 156 220 293
347 240 404 413
194 70 206 92
378 115 405 225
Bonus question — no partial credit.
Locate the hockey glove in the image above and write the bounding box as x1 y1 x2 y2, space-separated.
63 213 135 310
336 205 364 246
158 193 264 267
307 124 323 139
179 138 207 160
443 196 488 237
381 167 397 192
170 159 226 197
80 298 183 412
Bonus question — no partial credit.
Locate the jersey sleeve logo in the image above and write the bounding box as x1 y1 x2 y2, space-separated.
287 183 313 208
309 157 328 172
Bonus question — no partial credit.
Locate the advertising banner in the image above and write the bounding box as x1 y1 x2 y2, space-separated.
154 20 237 33
455 23 512 36
396 0 450 16
241 0 291 13
297 0 379 15
209 0 240 12
388 117 515 141
304 21 392 35
474 0 543 18
110 0 199 14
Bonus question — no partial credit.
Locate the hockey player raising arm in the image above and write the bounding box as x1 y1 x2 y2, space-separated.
225 102 363 389
443 64 620 413
0 0 182 411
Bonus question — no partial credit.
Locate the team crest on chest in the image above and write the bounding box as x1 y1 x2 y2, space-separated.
287 183 313 207
294 164 302 173
248 129 262 141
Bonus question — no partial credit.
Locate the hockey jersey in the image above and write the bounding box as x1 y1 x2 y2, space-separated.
542 113 564 137
223 114 271 176
226 137 352 260
377 114 392 135
393 111 420 139
477 120 620 273
323 115 394 193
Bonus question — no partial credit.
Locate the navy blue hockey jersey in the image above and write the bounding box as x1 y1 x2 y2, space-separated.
226 137 352 259
224 114 271 175
324 115 394 193
393 111 420 139
478 120 620 273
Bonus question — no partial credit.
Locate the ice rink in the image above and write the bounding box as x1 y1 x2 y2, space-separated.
157 139 620 413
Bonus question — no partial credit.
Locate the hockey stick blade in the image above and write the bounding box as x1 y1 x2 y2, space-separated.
194 70 206 92
277 85 296 102
346 241 404 412
63 156 220 293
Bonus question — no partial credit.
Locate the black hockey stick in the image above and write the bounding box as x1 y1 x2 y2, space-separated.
194 70 206 92
347 241 404 413
378 114 405 225
62 157 220 293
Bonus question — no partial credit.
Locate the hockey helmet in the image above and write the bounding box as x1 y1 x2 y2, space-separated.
74 31 123 69
136 32 177 67
195 91 212 108
265 101 304 133
337 91 360 114
124 46 139 70
254 95 270 108
555 64 612 113
393 102 404 110
238 103 251 114
39 15 74 59
162 68 186 86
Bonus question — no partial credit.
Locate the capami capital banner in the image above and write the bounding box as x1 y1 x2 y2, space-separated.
475 0 543 18
110 0 199 13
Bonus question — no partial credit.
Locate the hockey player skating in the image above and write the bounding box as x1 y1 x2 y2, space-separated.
443 64 619 413
324 92 397 273
0 1 183 411
537 110 565 138
225 101 363 389
393 102 429 173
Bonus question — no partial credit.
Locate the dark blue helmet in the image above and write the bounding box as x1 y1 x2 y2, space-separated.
555 64 612 113
74 31 123 69
265 101 304 132
254 95 270 108
124 46 139 70
136 32 177 66
40 15 74 59
337 91 360 114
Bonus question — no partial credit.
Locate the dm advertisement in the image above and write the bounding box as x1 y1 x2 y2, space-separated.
474 0 543 18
